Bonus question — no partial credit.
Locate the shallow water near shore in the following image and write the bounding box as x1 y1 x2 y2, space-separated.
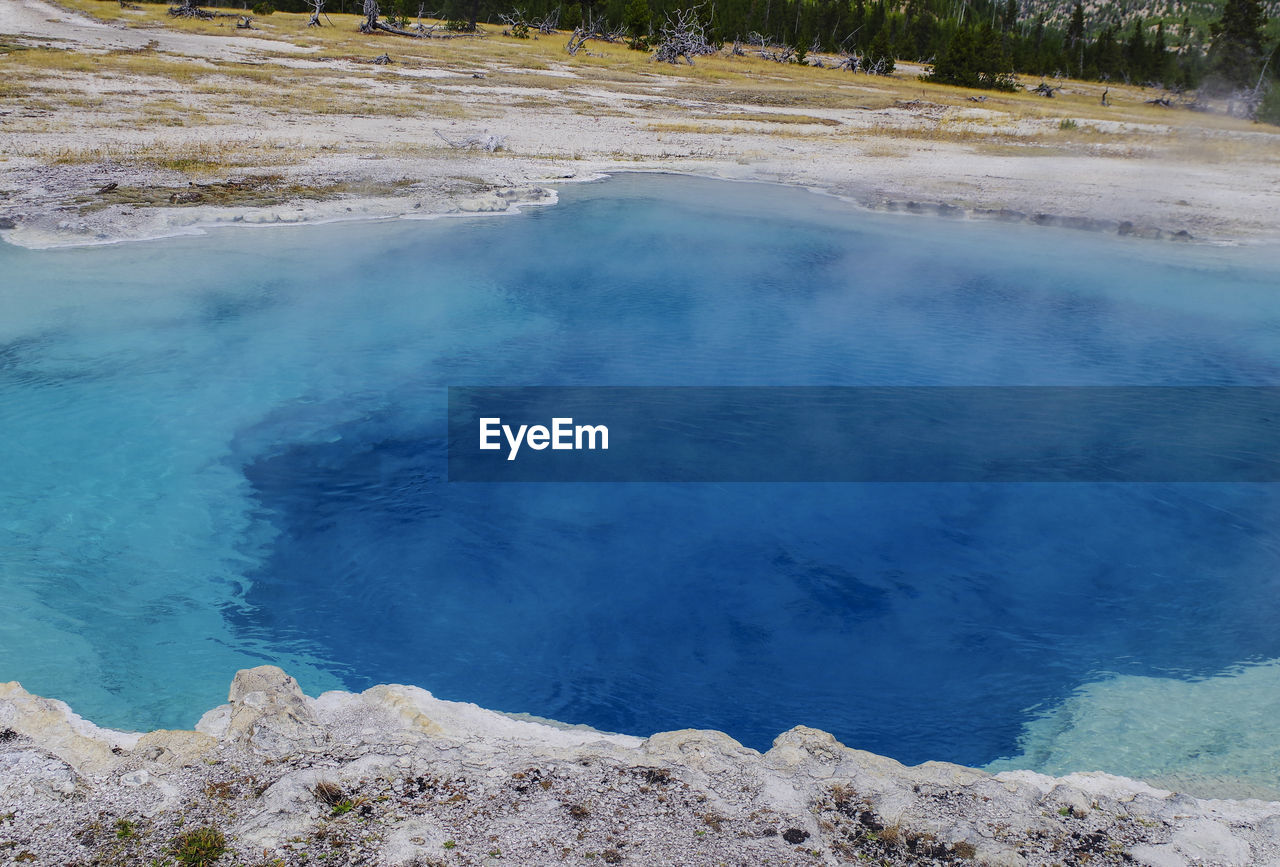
3 174 1280 797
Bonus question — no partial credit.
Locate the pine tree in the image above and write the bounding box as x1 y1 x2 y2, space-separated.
1152 21 1171 85
1125 20 1149 83
925 22 1016 90
909 10 937 61
1092 25 1122 80
1031 15 1043 54
850 0 866 51
1001 0 1017 34
867 0 886 47
1066 1 1086 77
624 0 650 38
862 29 895 73
1208 0 1267 90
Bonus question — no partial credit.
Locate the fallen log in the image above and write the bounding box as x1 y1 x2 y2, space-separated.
434 129 506 152
168 0 213 19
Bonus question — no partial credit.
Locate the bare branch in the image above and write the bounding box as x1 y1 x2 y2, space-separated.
564 14 623 55
653 7 714 65
499 10 531 37
168 0 213 19
434 129 507 152
360 0 478 38
535 8 559 33
307 0 330 27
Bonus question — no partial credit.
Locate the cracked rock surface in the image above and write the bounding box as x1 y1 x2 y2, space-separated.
2 667 1279 865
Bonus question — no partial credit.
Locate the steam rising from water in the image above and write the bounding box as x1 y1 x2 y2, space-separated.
2 175 1280 797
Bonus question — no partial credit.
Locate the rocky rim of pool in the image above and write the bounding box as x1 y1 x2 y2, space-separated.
2 666 1279 866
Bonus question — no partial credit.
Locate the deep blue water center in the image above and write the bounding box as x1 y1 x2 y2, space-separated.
3 175 1280 795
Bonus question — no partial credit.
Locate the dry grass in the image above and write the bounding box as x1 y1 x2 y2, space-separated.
72 173 413 209
3 45 218 81
32 138 321 173
700 111 842 125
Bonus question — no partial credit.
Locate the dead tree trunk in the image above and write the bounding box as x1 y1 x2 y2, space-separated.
536 8 559 33
169 0 214 19
361 0 411 35
360 0 379 32
361 0 474 37
566 27 590 54
652 7 714 63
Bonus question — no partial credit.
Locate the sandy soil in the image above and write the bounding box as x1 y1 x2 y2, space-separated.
0 0 1278 247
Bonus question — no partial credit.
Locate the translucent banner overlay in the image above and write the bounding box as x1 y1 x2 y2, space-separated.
447 387 1280 482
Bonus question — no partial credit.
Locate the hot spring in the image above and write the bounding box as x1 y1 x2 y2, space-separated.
3 174 1280 799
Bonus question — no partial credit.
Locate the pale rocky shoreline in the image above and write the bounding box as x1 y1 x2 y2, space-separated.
3 0 1279 251
0 143 1237 251
0 163 1212 253
2 666 1279 866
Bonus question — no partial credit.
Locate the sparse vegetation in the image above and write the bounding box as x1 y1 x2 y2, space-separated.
170 827 227 866
313 780 345 808
0 0 1270 250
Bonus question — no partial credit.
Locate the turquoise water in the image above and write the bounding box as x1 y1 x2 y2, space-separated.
3 175 1280 796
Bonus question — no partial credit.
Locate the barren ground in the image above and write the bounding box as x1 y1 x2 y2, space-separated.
1 0 1278 247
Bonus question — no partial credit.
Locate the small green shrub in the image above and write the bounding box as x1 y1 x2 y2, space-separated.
171 827 227 866
860 30 895 74
250 1 274 14
1059 118 1078 130
1257 83 1280 126
115 819 136 839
